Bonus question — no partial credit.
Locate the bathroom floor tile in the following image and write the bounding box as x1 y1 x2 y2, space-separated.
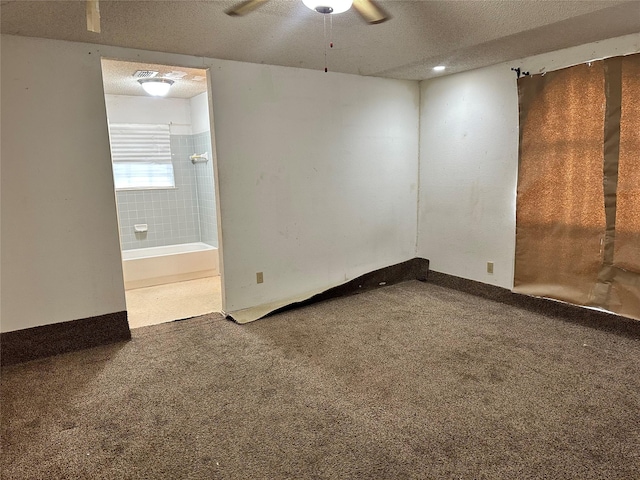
125 276 222 329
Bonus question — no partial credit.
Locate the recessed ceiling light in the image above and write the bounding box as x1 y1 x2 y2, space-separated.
433 66 446 72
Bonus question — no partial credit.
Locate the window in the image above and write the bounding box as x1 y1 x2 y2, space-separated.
108 123 175 189
514 53 640 321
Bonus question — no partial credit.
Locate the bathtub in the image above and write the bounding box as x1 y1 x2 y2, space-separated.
121 242 219 290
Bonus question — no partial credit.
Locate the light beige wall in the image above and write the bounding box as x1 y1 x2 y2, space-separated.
1 35 419 331
210 61 420 317
417 33 640 289
1 35 126 332
190 92 210 135
104 94 193 135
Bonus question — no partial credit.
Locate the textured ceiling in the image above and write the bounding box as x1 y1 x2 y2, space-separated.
1 0 639 81
101 59 208 98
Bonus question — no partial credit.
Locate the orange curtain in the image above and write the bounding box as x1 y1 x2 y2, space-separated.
515 53 640 321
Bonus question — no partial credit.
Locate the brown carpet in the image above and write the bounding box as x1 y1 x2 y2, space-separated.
2 280 639 479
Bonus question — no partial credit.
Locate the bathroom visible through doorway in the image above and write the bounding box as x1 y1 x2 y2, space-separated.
100 58 223 328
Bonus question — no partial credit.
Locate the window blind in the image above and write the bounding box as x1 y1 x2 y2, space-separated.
108 123 175 189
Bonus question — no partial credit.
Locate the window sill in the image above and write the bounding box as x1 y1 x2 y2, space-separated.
115 186 178 192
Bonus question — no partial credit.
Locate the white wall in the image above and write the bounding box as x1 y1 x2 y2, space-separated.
1 36 127 332
4 33 636 333
104 95 192 134
190 92 210 135
417 33 640 290
418 67 519 288
1 34 419 331
211 62 419 317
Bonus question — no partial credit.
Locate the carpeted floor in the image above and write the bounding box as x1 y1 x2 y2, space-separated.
2 280 639 479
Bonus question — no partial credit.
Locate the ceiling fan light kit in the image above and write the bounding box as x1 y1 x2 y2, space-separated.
302 0 353 15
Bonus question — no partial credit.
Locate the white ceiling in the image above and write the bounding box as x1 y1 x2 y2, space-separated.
101 59 208 98
2 0 639 83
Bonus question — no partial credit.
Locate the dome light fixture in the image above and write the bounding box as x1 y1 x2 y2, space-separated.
433 65 446 72
138 78 174 97
302 0 353 14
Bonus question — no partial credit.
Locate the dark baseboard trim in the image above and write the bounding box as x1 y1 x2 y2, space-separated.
268 258 430 317
1 311 131 367
427 271 640 337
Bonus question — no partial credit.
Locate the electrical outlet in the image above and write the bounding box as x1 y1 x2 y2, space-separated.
487 262 494 274
256 272 264 284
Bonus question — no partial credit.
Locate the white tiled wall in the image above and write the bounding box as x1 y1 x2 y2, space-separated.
115 133 217 250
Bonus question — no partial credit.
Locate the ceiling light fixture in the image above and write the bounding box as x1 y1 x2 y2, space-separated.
302 0 353 14
138 78 174 97
433 66 446 72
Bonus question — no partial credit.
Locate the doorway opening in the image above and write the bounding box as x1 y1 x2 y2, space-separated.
101 58 222 329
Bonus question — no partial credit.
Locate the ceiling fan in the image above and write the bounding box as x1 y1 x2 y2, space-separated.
84 0 389 34
226 0 390 24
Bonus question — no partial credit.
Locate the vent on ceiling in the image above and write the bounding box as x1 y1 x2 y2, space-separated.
133 70 159 79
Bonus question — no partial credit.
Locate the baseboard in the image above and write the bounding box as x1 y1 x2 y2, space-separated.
426 271 640 337
263 257 430 318
1 311 131 367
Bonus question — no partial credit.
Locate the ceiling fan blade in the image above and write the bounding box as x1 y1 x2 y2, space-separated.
352 0 390 24
225 0 270 17
86 0 100 33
